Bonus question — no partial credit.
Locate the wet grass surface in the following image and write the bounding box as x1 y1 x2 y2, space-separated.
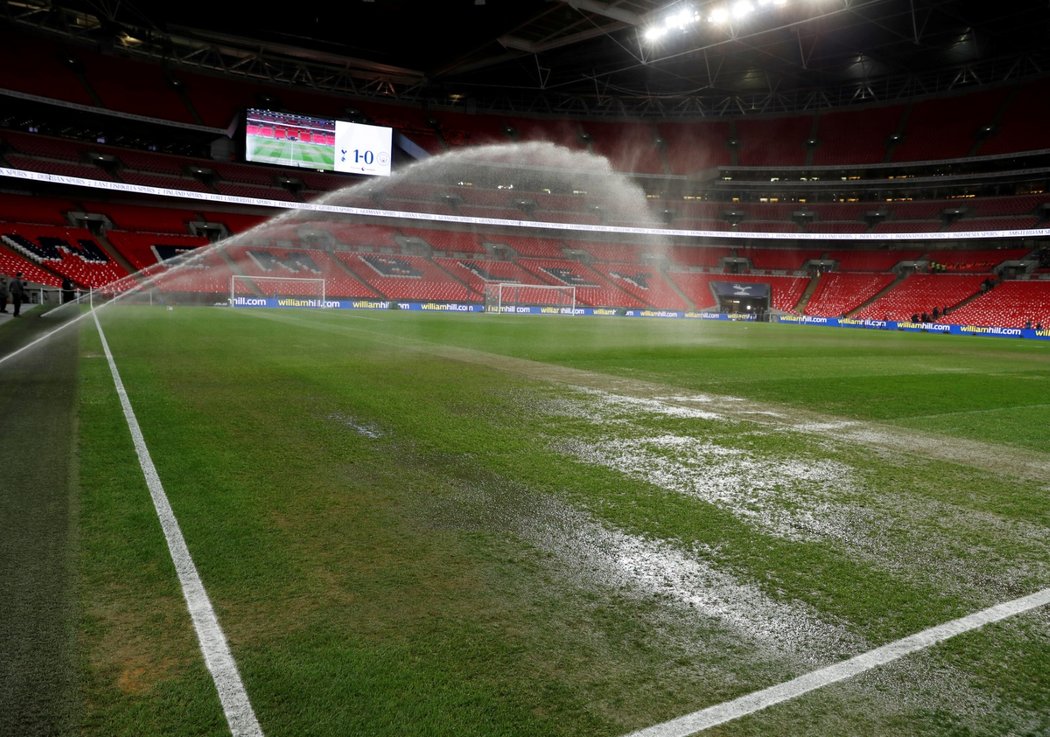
70 307 1049 736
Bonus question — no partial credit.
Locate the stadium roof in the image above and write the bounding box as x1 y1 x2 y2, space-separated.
6 0 1050 118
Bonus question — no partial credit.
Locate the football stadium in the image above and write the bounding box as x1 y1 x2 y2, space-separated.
1 2 1048 736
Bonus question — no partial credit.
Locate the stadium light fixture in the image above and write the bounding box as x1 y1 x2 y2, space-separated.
732 1 755 20
643 4 702 42
708 6 730 25
643 0 801 42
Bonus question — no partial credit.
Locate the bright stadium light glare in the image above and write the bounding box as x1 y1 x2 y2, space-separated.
668 7 700 29
644 25 667 41
708 5 730 24
644 0 800 40
642 4 701 43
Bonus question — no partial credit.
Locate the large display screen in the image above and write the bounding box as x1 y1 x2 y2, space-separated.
244 108 392 176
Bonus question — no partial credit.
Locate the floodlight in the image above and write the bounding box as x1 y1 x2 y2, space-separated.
642 4 701 42
645 0 795 39
644 25 667 41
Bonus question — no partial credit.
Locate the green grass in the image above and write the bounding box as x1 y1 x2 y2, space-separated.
247 138 335 169
67 307 1050 736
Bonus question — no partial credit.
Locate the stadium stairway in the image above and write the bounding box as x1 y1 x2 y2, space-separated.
659 264 696 311
940 282 994 316
96 231 136 276
846 271 908 317
331 251 387 297
431 256 479 299
794 272 823 314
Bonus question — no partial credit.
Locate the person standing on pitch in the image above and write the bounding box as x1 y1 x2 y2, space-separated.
0 275 8 313
9 272 27 317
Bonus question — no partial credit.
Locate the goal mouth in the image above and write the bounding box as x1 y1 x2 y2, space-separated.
483 282 577 314
230 274 327 307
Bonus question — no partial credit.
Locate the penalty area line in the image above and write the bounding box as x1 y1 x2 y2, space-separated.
624 586 1050 737
92 310 264 737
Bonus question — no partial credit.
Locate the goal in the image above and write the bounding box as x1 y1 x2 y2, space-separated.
229 274 327 307
483 282 577 314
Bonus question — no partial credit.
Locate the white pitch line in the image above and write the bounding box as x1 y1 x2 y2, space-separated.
624 586 1050 737
0 308 93 367
92 310 264 737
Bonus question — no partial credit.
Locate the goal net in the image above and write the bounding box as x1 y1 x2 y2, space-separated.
483 282 577 314
230 274 327 307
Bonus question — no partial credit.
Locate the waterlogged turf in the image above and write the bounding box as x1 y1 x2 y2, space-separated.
75 306 1050 737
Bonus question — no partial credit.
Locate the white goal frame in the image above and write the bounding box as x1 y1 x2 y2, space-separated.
483 282 577 314
229 274 327 306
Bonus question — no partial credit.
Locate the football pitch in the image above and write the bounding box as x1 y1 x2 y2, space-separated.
5 306 1050 736
247 137 335 170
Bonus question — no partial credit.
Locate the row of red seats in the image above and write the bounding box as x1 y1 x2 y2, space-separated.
5 131 1049 234
1 195 1039 274
3 216 1047 324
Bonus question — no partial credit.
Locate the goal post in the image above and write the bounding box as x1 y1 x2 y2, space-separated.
483 282 577 314
230 274 327 307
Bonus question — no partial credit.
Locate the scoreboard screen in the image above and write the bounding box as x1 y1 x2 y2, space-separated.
244 108 392 176
333 120 392 176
